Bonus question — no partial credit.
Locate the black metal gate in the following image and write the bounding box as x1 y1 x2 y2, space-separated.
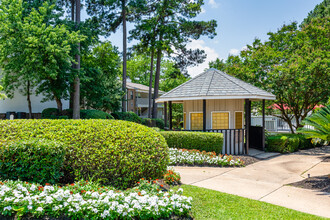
249 126 264 150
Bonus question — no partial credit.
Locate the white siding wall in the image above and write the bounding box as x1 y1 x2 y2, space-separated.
0 90 69 113
184 99 244 130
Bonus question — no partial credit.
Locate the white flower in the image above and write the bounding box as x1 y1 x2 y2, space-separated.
3 206 12 211
28 205 33 210
36 207 43 212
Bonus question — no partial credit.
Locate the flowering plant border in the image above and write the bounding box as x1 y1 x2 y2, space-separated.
169 148 244 167
0 180 191 220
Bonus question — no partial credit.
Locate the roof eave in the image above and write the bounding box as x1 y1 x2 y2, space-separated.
156 94 276 103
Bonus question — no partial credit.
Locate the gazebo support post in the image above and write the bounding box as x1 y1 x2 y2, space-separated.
262 99 265 150
169 101 173 130
164 102 168 129
203 99 206 132
245 99 250 154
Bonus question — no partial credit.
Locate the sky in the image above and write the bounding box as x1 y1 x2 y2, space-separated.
84 0 323 77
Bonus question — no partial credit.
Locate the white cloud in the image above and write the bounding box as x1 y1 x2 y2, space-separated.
200 7 206 14
241 46 248 51
229 48 240 56
186 40 220 77
208 0 219 8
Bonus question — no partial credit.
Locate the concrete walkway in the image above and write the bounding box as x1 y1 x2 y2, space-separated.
175 146 330 218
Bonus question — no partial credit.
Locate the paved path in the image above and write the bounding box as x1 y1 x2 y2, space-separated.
175 146 330 218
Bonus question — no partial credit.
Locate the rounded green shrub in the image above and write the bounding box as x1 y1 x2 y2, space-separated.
41 108 59 119
111 111 144 124
0 120 169 189
144 118 165 129
160 131 223 154
266 133 314 153
80 109 114 119
0 139 66 185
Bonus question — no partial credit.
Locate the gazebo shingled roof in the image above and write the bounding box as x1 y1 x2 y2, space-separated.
156 68 275 103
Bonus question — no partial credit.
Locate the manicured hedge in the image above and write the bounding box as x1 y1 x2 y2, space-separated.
41 108 59 119
111 111 144 124
160 131 223 154
0 120 168 188
266 133 314 153
0 139 66 185
80 109 114 119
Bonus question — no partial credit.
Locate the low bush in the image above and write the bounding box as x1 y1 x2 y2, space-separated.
0 139 66 185
41 108 59 119
160 131 223 154
80 109 114 119
0 120 168 189
111 111 144 124
266 133 314 153
143 118 165 129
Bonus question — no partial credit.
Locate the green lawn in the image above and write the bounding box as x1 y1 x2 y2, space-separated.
180 185 325 220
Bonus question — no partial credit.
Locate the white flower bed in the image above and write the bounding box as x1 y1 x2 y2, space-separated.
0 180 191 219
169 148 243 166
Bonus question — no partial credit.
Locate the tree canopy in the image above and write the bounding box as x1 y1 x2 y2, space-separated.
0 0 84 115
209 17 330 133
301 0 329 26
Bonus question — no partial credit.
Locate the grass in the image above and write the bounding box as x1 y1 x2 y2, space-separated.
180 185 325 220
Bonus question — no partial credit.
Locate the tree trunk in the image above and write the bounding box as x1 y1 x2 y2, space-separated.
72 0 80 119
54 96 63 113
27 81 32 119
69 0 75 110
152 35 163 119
148 49 154 118
121 0 127 112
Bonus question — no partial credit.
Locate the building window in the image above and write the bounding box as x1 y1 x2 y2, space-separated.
212 112 229 129
235 112 243 129
190 113 203 130
130 91 133 99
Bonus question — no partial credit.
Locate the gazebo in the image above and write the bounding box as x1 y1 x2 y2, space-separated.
156 68 276 155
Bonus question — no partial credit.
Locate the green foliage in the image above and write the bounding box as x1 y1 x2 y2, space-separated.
0 139 66 185
160 131 223 154
298 105 330 143
0 0 85 111
80 110 114 119
266 134 314 153
208 58 227 71
143 118 165 129
41 108 60 119
0 85 6 100
81 42 122 112
111 111 144 124
0 120 169 188
42 108 114 120
209 17 330 133
301 0 330 27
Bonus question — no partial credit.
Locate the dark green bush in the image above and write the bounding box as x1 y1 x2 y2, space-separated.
160 131 223 154
80 109 114 119
0 120 168 189
111 111 144 124
41 108 59 119
0 139 66 185
266 133 314 153
143 118 165 129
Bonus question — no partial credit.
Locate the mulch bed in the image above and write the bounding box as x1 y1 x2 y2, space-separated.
322 156 330 162
290 175 330 193
232 155 260 166
290 157 330 193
